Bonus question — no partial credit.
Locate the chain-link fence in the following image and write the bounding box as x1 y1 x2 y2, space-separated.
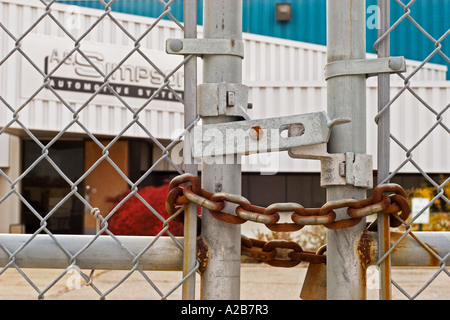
0 0 448 301
0 0 199 299
373 0 449 300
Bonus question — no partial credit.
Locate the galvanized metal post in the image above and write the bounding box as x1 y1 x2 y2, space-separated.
376 0 392 300
200 0 243 300
182 0 198 300
2 232 447 270
326 0 368 299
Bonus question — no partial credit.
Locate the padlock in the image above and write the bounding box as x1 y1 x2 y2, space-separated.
300 246 327 300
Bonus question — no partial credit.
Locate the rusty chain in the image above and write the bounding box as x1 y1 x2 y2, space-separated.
165 173 411 268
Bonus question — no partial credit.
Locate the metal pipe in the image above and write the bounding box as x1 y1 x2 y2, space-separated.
1 232 446 271
326 0 368 300
182 0 199 301
376 0 392 300
200 0 243 300
369 231 450 266
0 234 184 270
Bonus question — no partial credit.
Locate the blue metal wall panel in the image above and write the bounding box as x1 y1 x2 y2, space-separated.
59 0 449 78
366 0 449 72
243 0 327 46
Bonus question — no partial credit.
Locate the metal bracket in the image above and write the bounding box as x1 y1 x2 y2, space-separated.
191 111 349 158
345 152 373 188
324 57 406 80
191 109 372 187
288 143 373 188
166 38 244 58
197 83 250 120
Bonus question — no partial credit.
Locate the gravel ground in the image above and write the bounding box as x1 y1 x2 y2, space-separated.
0 263 448 300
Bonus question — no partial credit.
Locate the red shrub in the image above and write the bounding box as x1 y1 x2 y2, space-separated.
106 183 185 236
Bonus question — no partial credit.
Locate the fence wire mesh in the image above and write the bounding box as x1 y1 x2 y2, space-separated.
0 0 448 301
0 0 198 299
374 0 449 300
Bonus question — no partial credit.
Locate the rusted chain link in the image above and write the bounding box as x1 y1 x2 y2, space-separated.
241 235 327 267
166 173 411 267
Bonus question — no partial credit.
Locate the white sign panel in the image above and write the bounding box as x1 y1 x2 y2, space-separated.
20 35 184 108
411 197 430 224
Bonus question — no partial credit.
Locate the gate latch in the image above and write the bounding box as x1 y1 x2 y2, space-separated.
191 112 372 188
288 118 372 188
288 142 373 188
191 111 349 158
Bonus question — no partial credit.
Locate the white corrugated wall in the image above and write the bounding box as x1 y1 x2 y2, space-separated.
242 33 448 83
244 80 450 173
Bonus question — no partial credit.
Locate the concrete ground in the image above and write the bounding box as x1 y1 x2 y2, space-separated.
0 263 448 300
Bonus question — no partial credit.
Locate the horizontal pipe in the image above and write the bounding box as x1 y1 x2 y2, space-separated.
369 231 450 267
0 231 448 270
0 234 184 271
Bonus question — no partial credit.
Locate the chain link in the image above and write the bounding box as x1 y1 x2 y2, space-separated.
166 173 411 267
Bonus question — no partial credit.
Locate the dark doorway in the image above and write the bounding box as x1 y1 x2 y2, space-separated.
21 140 85 234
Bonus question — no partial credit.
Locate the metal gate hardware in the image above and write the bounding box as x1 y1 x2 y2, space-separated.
288 143 373 188
190 111 350 159
166 38 245 58
324 57 406 80
197 82 250 119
